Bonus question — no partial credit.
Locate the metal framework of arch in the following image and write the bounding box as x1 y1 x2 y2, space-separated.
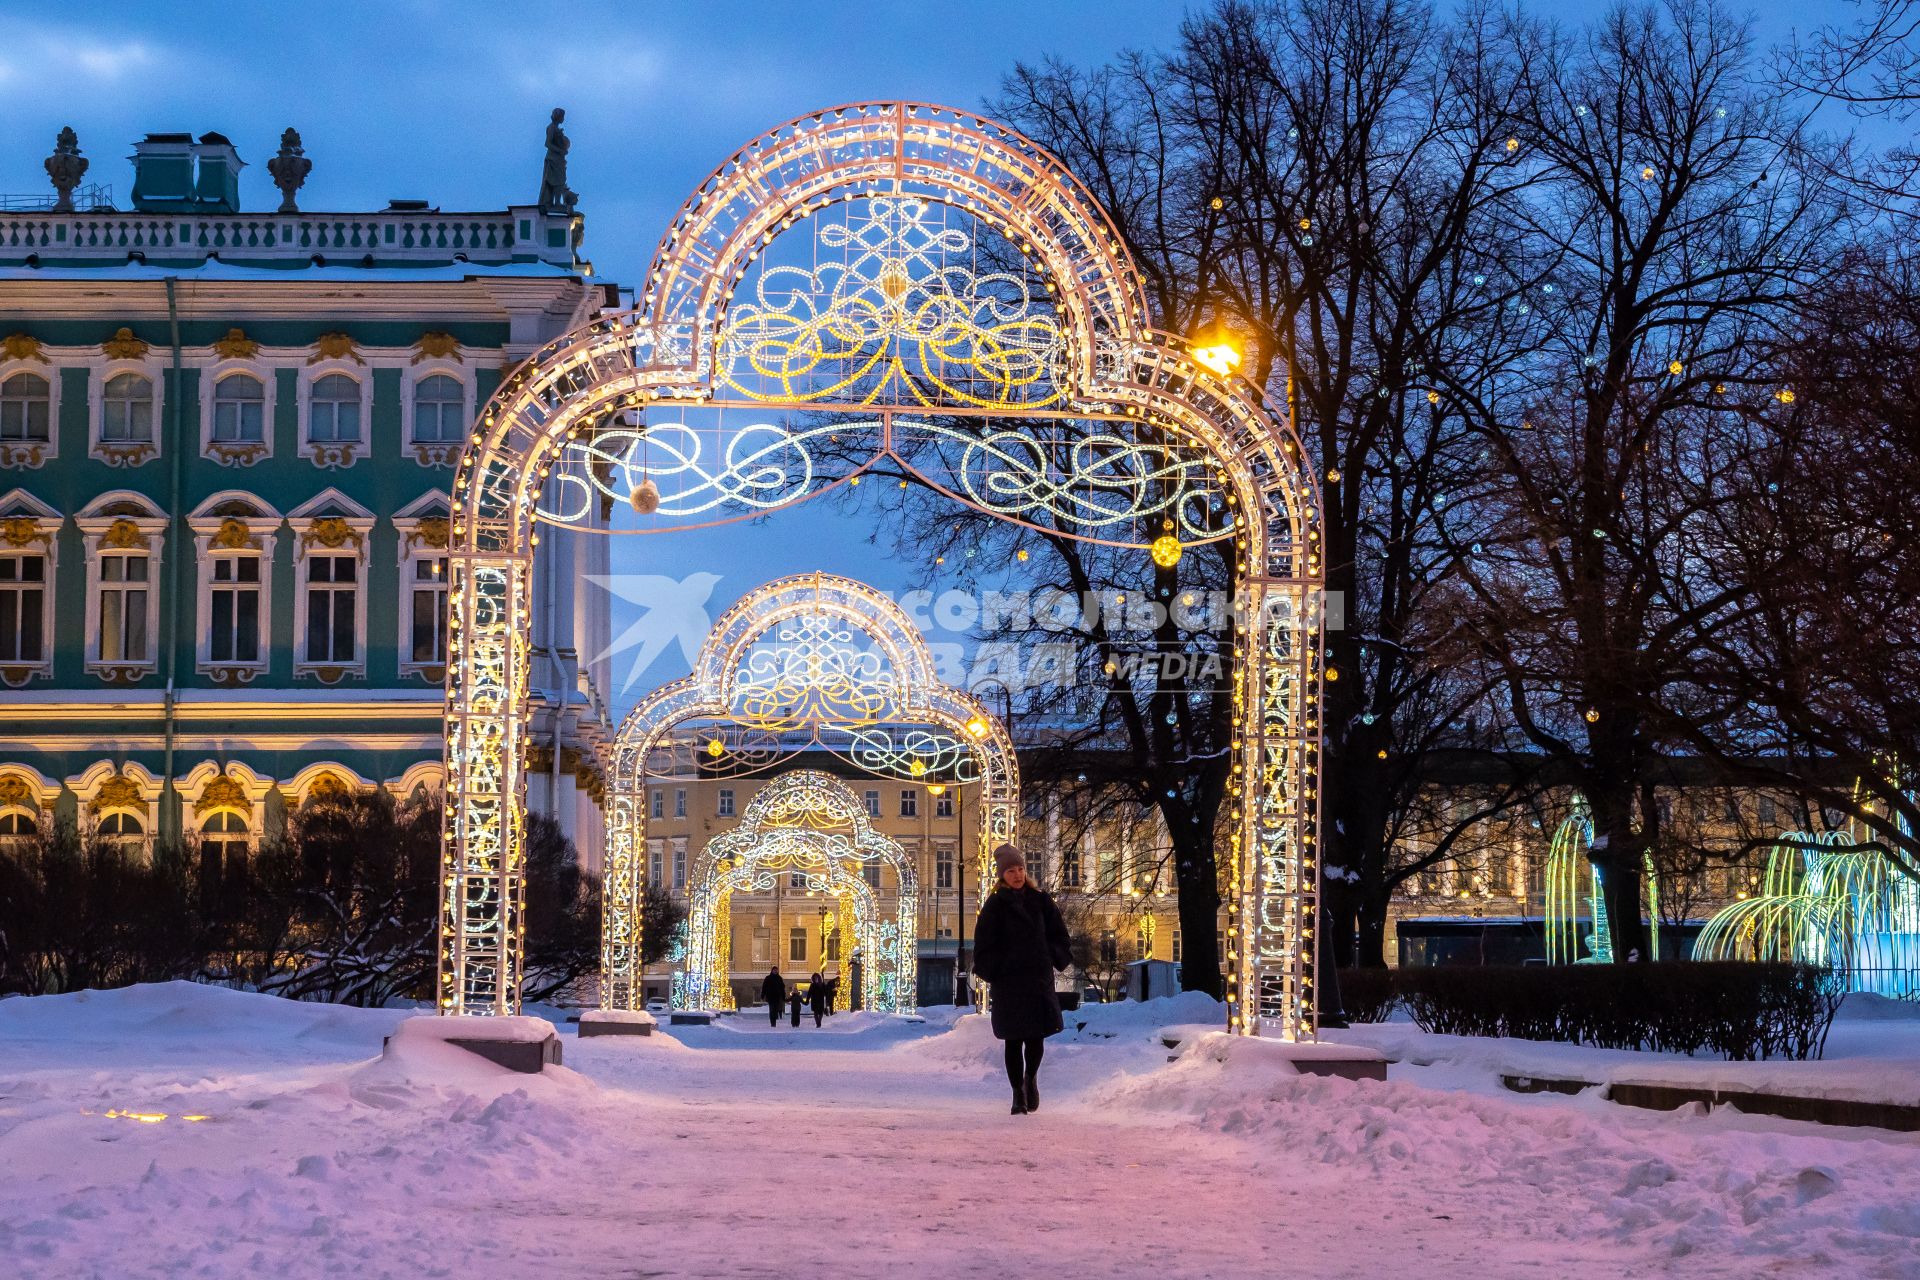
441 101 1323 1039
679 770 918 1014
601 571 1015 1010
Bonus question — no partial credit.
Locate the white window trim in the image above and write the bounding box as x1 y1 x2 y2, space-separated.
75 507 167 682
399 360 471 467
0 497 59 686
189 508 281 684
68 761 163 861
177 760 275 845
393 502 451 681
197 361 278 466
297 362 372 470
288 513 374 682
88 358 167 468
0 361 60 468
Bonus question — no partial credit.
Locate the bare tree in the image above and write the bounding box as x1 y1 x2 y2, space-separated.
1669 240 1920 878
1445 0 1850 961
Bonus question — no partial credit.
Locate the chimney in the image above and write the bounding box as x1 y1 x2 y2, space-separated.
129 133 196 212
193 131 243 213
129 131 244 214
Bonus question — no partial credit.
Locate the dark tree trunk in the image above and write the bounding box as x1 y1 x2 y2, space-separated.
1170 822 1223 998
1587 782 1648 962
1356 887 1393 969
1322 876 1360 969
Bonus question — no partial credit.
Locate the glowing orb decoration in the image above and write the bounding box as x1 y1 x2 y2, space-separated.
1192 342 1242 376
1151 534 1184 568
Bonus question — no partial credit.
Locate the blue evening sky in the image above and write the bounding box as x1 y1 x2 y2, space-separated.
0 0 1871 706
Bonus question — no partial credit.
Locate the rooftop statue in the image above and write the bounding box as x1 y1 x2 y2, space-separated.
539 108 576 213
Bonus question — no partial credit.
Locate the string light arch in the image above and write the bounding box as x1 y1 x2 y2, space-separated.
679 769 919 1014
603 571 1015 1012
441 101 1323 1039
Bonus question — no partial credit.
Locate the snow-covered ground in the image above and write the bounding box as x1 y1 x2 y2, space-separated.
1 984 1917 1278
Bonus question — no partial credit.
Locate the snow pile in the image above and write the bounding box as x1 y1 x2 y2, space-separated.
1092 1026 1920 1268
4 980 1919 1277
0 981 412 1073
1332 998 1920 1106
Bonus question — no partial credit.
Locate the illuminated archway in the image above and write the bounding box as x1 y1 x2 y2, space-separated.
604 571 1012 1011
442 103 1323 1038
679 770 918 1014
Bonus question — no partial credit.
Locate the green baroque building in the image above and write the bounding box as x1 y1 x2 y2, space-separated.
0 127 614 871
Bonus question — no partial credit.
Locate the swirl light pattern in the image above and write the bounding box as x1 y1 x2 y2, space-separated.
534 412 1229 549
719 196 1067 409
442 102 1321 1042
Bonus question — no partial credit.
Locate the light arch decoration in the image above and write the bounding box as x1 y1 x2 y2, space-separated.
678 769 918 1014
441 102 1324 1039
602 570 1015 1011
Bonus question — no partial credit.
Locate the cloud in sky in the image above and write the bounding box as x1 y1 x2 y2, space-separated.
0 23 172 89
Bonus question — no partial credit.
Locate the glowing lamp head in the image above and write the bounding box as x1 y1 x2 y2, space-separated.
1150 534 1184 569
927 783 948 797
1192 341 1242 377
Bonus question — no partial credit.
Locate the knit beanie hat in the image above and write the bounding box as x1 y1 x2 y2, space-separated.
994 843 1025 874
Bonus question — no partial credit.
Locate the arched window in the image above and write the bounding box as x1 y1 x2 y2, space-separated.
411 374 464 443
309 374 360 443
0 810 37 847
212 374 265 442
199 809 250 907
97 810 145 855
101 373 154 442
0 373 50 442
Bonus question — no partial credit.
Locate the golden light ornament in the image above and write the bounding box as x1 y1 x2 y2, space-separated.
706 737 726 758
1668 360 1685 376
1150 534 1183 568
630 479 661 515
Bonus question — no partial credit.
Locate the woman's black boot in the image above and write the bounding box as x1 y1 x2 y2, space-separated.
1025 1075 1039 1112
1011 1084 1028 1115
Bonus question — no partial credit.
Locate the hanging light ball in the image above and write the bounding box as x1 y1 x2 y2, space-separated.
705 737 724 758
630 479 661 515
1150 534 1184 568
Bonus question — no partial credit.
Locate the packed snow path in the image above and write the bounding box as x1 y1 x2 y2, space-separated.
1 986 1917 1278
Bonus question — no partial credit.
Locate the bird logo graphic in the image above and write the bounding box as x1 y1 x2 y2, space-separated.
586 572 723 693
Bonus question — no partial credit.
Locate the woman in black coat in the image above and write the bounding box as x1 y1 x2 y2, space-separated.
807 971 830 1027
971 843 1071 1114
